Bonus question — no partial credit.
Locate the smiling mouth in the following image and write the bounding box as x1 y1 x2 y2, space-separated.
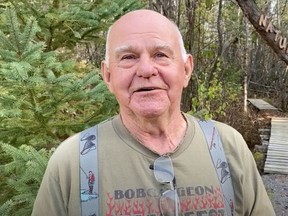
135 87 158 92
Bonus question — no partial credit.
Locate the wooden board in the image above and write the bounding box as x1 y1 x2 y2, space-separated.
264 117 288 174
248 98 278 110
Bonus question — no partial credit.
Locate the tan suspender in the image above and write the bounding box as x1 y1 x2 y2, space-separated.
79 120 235 215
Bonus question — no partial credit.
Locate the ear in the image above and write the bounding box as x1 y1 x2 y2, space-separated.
101 61 114 93
183 54 194 88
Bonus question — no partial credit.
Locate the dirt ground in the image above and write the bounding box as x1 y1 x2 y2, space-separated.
262 174 288 216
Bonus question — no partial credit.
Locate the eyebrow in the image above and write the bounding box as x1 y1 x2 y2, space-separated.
114 45 136 60
114 43 174 58
115 45 135 54
154 44 174 57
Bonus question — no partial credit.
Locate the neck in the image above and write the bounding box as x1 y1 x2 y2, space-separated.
121 112 187 155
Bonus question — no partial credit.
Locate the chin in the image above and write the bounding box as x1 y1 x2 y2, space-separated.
132 107 168 118
128 97 171 118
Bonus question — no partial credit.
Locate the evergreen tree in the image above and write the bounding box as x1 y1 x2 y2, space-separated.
0 9 118 149
0 7 118 214
0 143 54 216
0 0 144 57
0 1 144 213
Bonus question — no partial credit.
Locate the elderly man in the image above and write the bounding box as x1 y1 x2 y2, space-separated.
32 9 275 216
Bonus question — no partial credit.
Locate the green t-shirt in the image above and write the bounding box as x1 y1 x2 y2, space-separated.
32 114 275 216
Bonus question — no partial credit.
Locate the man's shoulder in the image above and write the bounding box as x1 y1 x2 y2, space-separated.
211 120 248 154
185 113 245 147
46 132 81 169
51 116 117 159
212 120 240 135
56 132 81 154
185 113 240 136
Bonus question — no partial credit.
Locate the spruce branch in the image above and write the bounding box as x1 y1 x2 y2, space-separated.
6 9 21 55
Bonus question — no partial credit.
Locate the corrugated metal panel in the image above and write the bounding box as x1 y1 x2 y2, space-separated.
248 99 278 110
264 117 288 174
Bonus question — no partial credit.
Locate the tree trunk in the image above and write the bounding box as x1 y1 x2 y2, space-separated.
244 75 248 113
207 0 223 86
235 0 288 65
148 0 177 21
181 0 199 112
243 16 250 113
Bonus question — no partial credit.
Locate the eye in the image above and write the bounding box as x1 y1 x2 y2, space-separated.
154 52 168 58
121 54 136 60
153 51 171 66
118 53 138 68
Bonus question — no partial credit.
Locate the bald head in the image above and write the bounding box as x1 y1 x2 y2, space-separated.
104 10 187 66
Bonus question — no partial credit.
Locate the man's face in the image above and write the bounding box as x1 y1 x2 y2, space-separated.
102 10 193 118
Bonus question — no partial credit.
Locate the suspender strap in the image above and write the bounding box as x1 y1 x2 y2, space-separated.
198 120 235 216
78 121 235 215
79 125 99 216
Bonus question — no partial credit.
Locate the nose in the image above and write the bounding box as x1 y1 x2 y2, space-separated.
136 57 158 78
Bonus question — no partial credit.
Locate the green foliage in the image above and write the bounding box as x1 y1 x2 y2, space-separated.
189 66 241 120
205 0 214 10
253 151 265 173
0 143 54 216
0 0 144 51
0 9 118 149
0 0 144 214
0 7 119 213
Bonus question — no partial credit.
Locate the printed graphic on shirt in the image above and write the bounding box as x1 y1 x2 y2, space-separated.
105 185 226 216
